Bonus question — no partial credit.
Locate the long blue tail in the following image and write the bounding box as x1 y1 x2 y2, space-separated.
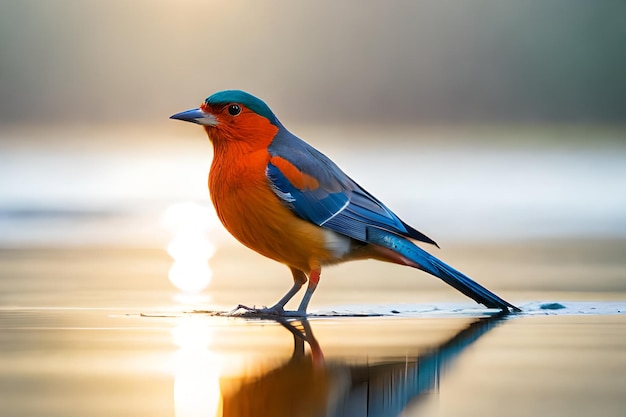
367 227 520 312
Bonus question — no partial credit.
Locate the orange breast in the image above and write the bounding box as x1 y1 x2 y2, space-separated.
209 147 334 273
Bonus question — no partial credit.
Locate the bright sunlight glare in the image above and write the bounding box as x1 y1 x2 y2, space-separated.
161 202 220 294
172 318 222 417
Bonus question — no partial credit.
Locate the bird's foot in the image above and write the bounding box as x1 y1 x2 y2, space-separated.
230 304 307 318
280 309 308 317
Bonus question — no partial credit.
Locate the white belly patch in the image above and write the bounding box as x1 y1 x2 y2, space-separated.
323 229 353 259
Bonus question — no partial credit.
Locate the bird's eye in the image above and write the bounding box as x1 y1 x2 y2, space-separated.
228 104 241 116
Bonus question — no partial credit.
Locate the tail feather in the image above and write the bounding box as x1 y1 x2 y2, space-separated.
366 226 520 312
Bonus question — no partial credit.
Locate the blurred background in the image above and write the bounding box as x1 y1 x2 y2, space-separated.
1 0 625 307
1 4 626 416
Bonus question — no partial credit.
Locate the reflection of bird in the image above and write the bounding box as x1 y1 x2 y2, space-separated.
220 315 507 417
171 90 519 315
220 319 332 417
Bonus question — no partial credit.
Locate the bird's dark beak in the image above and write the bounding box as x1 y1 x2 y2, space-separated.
170 108 218 126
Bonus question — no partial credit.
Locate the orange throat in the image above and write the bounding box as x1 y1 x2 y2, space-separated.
202 121 335 271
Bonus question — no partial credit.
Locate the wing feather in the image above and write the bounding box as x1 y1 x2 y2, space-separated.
266 129 437 246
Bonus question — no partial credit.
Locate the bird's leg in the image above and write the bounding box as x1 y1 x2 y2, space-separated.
234 268 318 317
292 267 321 316
262 268 307 315
234 267 307 316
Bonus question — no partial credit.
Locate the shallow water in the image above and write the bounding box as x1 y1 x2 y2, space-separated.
1 305 625 417
1 244 625 417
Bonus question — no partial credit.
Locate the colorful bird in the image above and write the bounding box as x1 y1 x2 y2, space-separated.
170 90 519 315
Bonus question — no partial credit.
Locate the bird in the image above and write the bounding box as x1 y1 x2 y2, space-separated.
170 90 520 316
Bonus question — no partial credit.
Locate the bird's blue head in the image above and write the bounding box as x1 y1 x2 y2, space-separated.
170 90 280 127
205 90 279 125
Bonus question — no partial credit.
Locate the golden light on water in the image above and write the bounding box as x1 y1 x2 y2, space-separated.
161 202 220 294
172 318 222 417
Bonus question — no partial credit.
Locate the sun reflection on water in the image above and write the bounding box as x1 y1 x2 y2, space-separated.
161 202 220 295
172 317 223 417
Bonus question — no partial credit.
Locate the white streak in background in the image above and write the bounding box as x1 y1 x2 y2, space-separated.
172 317 222 417
333 145 626 241
1 131 625 246
161 202 220 294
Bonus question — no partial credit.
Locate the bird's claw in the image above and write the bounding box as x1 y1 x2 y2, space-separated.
280 309 308 317
230 304 307 318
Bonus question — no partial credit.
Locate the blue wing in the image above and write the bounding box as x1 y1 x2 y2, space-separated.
266 128 520 312
266 128 437 246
